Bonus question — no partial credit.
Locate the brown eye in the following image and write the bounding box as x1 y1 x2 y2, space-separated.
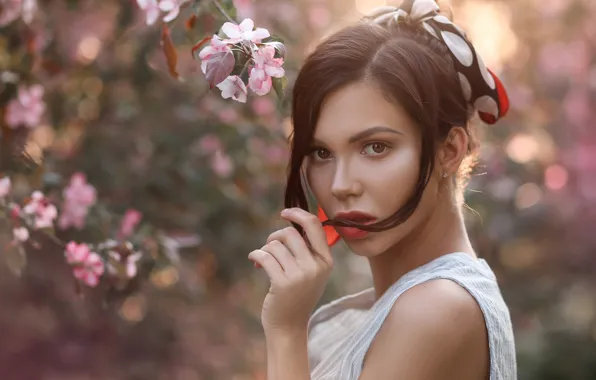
316 149 331 159
363 142 388 156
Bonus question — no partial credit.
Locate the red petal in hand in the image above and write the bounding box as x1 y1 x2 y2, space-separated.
204 51 235 89
161 25 179 79
317 206 340 247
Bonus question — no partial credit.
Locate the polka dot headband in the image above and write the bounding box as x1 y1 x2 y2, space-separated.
367 0 510 124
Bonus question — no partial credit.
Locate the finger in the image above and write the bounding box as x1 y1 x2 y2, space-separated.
280 208 333 267
262 240 300 273
267 227 314 265
248 249 285 282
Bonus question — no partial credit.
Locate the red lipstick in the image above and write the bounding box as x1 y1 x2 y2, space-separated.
333 211 377 240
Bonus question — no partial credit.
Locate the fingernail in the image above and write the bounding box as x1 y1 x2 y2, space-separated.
281 209 290 216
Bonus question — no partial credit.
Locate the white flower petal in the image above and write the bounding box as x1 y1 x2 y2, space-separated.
238 18 255 32
221 22 242 39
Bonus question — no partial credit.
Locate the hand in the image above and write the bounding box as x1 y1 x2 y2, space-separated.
249 207 334 334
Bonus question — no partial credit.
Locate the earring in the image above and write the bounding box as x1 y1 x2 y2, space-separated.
442 172 448 178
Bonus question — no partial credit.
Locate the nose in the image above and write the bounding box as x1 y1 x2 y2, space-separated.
331 160 363 201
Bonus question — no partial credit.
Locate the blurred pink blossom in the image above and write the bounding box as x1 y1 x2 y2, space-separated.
251 96 275 116
58 173 97 230
218 107 240 124
563 87 591 129
248 46 284 96
264 145 288 163
5 84 45 129
64 242 105 287
22 191 57 229
73 252 104 287
158 0 187 23
221 18 270 44
233 0 254 19
198 134 222 154
211 150 234 178
0 177 11 200
199 36 232 74
107 250 143 278
0 0 22 26
538 41 589 80
65 241 90 264
12 227 29 243
119 209 143 239
308 5 330 29
137 0 160 25
216 75 247 103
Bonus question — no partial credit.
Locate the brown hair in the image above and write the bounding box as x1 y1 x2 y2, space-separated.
284 7 478 233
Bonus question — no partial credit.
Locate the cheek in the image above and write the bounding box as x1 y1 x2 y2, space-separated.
305 164 333 203
363 147 420 212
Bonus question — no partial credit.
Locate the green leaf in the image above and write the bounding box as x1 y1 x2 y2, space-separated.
272 76 287 100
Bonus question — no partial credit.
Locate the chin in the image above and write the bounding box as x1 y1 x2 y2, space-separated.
343 235 393 258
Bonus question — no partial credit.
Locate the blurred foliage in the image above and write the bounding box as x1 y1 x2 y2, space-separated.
0 0 595 379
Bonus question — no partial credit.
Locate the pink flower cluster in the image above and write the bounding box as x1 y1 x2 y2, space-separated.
5 84 46 129
197 134 234 177
0 177 11 201
64 242 105 287
0 0 36 26
22 191 58 229
136 0 187 25
58 173 97 230
198 19 285 103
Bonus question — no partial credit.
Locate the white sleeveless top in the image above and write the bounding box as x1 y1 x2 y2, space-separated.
307 252 517 379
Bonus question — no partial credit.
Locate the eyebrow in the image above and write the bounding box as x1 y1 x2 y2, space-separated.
313 126 404 147
347 126 404 144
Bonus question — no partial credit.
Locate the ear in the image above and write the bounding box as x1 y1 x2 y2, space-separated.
437 126 469 177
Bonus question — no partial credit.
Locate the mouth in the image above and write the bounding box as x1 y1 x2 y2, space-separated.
333 211 377 240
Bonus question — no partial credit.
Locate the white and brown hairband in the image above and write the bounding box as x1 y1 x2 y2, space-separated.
367 0 510 124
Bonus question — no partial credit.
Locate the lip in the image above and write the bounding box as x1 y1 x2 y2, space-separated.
333 211 377 240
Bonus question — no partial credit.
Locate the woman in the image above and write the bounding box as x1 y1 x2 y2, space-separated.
247 0 516 379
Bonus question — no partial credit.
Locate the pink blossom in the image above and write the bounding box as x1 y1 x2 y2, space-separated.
5 84 46 129
252 96 276 116
221 18 270 44
210 150 234 178
107 250 143 278
58 173 97 230
21 0 36 24
137 0 160 25
137 0 187 25
248 46 284 96
65 241 90 264
0 177 11 200
73 252 105 287
159 0 187 23
22 191 57 229
233 0 254 19
198 134 222 154
218 107 240 124
12 227 29 243
119 209 143 239
0 0 22 26
198 35 232 74
216 75 248 103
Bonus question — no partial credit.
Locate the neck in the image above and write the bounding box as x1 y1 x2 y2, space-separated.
367 201 476 300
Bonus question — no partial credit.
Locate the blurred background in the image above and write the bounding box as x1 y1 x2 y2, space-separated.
0 0 595 379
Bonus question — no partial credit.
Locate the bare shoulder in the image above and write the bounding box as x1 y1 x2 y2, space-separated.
360 279 489 380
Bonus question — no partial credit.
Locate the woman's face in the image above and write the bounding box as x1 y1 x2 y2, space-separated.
306 80 443 257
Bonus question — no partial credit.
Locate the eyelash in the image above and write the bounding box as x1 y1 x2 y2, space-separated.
308 142 391 162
